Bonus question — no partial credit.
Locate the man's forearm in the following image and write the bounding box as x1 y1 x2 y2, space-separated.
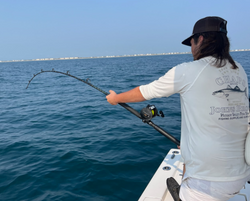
115 87 146 103
106 87 146 105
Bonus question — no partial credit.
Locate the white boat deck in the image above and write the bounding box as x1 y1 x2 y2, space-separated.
139 149 250 201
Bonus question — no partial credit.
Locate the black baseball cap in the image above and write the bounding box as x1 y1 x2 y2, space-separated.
182 16 227 46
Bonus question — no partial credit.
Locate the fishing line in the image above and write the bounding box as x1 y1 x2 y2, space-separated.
26 69 180 146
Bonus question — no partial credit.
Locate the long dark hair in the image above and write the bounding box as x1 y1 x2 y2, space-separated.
193 32 238 69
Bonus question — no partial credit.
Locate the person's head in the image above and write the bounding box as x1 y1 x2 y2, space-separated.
182 16 238 69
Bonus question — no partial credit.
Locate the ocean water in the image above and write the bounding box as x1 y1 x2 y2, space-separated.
0 52 249 201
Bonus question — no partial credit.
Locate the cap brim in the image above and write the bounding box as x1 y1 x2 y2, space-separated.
182 35 193 46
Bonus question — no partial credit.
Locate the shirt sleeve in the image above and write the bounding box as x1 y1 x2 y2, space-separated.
139 65 187 100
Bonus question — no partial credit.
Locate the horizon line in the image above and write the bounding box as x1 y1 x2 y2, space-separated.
1 49 250 63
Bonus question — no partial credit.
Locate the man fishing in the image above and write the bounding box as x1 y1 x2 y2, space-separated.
106 16 250 201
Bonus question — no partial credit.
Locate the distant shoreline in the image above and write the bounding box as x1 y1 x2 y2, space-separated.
1 49 249 63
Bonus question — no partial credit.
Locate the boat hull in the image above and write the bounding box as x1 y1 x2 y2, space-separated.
139 149 250 201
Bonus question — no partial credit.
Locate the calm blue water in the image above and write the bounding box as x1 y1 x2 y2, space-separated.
0 52 249 201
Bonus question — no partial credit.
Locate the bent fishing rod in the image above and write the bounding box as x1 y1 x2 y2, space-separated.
26 69 180 146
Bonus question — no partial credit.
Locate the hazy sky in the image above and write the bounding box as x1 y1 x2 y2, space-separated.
1 0 249 60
